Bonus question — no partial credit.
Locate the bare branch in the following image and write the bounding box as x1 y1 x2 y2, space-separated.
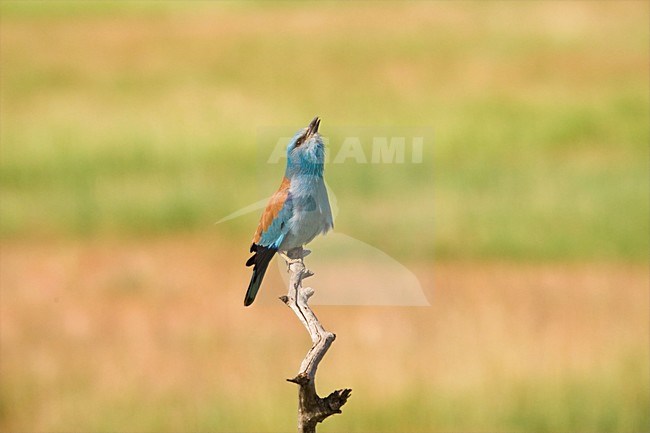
279 247 351 433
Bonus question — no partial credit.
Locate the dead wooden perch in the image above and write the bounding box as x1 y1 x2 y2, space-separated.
278 247 352 433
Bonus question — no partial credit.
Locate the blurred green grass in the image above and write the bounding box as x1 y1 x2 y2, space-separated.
5 366 647 433
1 1 648 261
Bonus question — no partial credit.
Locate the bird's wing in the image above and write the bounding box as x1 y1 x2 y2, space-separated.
252 176 293 249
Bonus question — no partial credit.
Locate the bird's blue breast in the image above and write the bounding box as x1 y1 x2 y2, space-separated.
280 175 332 250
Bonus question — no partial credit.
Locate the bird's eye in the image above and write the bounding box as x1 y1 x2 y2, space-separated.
295 136 305 147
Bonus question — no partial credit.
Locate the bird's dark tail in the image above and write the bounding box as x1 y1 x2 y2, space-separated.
244 244 277 306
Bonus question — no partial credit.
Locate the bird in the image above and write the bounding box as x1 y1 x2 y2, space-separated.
244 116 333 306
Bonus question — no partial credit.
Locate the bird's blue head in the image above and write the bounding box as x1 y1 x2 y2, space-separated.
285 116 325 178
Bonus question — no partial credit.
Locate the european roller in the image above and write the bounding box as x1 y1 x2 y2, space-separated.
244 116 333 306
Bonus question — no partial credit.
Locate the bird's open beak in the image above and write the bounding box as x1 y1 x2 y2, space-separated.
306 116 321 136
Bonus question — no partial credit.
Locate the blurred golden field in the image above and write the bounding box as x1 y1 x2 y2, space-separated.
1 1 648 432
1 237 647 432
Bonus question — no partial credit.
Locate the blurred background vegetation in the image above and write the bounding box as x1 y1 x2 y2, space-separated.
1 1 648 432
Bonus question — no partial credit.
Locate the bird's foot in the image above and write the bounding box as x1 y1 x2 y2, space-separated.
280 247 312 263
278 251 302 265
